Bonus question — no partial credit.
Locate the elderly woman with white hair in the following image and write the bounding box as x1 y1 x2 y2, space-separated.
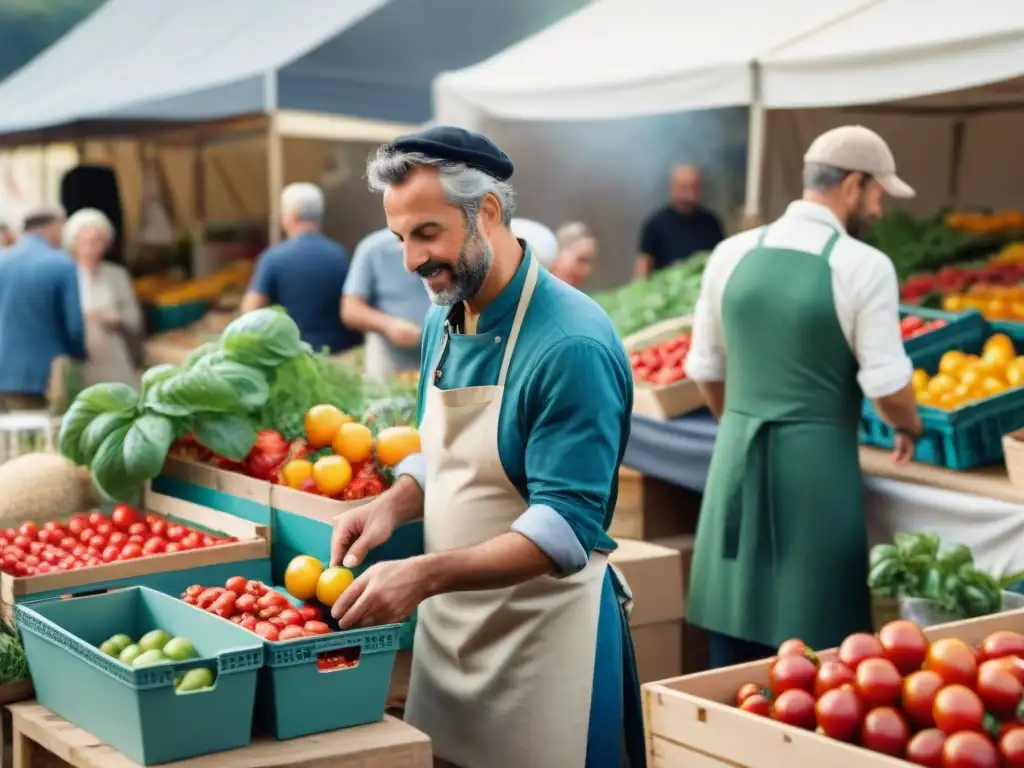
553 221 598 288
64 208 142 387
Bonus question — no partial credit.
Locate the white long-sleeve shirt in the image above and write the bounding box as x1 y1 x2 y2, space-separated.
685 200 912 399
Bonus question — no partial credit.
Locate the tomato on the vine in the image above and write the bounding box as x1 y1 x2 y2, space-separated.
855 657 902 710
814 660 855 699
735 683 766 707
942 731 999 768
905 728 945 767
815 686 863 742
838 633 883 672
878 619 929 675
902 669 944 728
933 684 985 735
926 638 978 687
860 707 909 756
777 638 818 666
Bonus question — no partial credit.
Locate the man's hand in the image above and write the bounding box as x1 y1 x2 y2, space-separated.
384 317 421 349
891 432 916 467
331 557 430 629
330 497 399 569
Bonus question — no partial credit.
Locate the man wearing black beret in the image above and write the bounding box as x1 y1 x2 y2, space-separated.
329 125 644 768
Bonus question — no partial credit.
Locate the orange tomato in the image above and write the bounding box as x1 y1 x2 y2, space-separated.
984 334 1016 361
375 426 422 466
941 295 966 313
332 422 374 463
938 351 969 378
980 377 1008 398
305 404 352 448
281 459 314 489
936 392 960 411
316 566 354 606
977 355 1008 379
953 384 975 404
926 374 958 398
312 455 353 496
1007 357 1024 388
959 367 983 391
911 369 929 392
916 390 934 406
986 299 1010 319
284 555 324 601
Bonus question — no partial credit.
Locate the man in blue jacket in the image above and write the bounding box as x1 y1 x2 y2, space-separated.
0 207 86 410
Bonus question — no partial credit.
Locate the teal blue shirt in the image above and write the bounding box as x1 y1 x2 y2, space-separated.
395 248 632 575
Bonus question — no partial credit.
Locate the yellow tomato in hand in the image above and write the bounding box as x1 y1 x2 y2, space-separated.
316 566 354 606
285 555 324 601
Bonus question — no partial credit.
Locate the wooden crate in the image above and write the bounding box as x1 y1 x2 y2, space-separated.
160 457 273 509
0 490 269 624
611 467 699 541
1003 429 1024 487
271 485 373 524
624 317 705 420
643 609 1024 767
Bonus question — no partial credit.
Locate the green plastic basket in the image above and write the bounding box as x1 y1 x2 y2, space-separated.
254 622 401 739
16 587 264 765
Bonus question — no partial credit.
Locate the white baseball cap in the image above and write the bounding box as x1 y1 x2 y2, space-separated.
511 218 558 266
804 125 915 199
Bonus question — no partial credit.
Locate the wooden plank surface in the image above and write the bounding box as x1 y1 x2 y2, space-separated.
8 703 431 768
859 446 1024 504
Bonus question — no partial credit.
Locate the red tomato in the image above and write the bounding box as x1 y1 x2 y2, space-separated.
814 660 855 699
107 532 128 548
245 580 268 596
855 657 902 710
739 694 772 717
28 542 43 555
839 633 884 672
127 522 148 537
861 707 909 756
72 545 87 558
66 515 88 536
209 592 237 619
298 604 323 623
278 625 305 641
164 543 181 554
17 522 37 540
906 728 946 767
165 525 185 543
235 594 258 614
77 528 95 544
180 533 201 550
42 521 63 534
998 656 1024 687
258 605 282 620
254 622 279 641
903 669 945 728
149 519 168 538
201 535 217 548
225 576 248 596
239 615 258 631
36 530 56 545
127 535 145 546
976 659 1024 719
268 616 288 630
101 546 119 563
13 536 31 550
119 544 142 560
111 505 139 530
999 727 1024 768
815 686 864 742
303 621 331 636
23 554 38 567
197 587 225 610
60 536 78 551
257 591 290 610
777 638 818 666
736 682 765 706
183 585 204 598
933 684 985 735
769 655 817 697
88 535 107 550
879 619 929 675
926 638 979 687
87 512 105 527
771 689 816 730
94 523 112 537
142 538 166 556
278 609 303 627
942 731 999 768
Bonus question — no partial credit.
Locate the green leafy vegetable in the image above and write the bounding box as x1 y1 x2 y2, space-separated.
76 382 139 413
58 398 104 465
122 414 176 482
140 364 179 397
91 423 139 503
148 367 244 415
220 307 304 368
200 360 270 409
190 414 257 461
79 410 136 466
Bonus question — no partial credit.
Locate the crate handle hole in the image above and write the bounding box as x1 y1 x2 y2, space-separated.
59 586 121 601
697 707 707 723
173 666 218 695
316 646 360 673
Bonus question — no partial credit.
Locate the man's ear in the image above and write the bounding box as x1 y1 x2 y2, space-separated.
478 192 504 237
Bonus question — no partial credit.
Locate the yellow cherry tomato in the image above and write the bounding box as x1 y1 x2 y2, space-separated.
911 369 929 392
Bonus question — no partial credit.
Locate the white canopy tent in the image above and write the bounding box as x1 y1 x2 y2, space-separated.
435 0 1024 223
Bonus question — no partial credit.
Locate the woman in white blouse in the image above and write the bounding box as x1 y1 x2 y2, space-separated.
64 209 142 387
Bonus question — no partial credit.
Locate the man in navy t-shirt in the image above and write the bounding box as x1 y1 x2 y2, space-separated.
241 183 359 353
634 165 725 278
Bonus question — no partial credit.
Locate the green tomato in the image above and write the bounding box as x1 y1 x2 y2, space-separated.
175 668 215 693
132 649 169 668
118 644 143 665
162 637 196 662
138 629 171 652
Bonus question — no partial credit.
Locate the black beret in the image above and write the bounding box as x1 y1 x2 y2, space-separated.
391 125 514 181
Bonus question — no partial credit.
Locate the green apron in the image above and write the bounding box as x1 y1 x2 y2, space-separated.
686 226 874 651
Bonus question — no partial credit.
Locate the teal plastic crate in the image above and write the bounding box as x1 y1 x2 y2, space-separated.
254 621 400 739
989 318 1024 344
148 301 212 333
272 509 421 649
17 586 264 765
861 331 1024 469
900 306 987 371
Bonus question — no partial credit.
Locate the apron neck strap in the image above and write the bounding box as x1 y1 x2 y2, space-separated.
497 254 540 388
757 223 843 259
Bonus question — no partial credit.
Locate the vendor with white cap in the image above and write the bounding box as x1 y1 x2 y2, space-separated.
329 125 644 768
685 125 923 667
509 217 558 267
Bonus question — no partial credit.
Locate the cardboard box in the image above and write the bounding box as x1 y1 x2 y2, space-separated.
611 467 699 542
1 489 269 624
653 535 710 674
610 539 685 684
643 609 1024 767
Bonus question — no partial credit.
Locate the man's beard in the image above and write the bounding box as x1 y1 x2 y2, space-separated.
846 197 877 241
420 224 492 306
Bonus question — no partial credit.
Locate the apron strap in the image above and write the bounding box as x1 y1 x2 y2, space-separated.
755 225 770 247
497 254 540 388
820 230 842 259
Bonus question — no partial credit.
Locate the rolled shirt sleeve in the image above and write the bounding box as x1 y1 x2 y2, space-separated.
512 337 630 577
851 252 913 398
395 452 426 490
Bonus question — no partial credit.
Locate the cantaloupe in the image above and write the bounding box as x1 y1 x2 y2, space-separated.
0 453 98 525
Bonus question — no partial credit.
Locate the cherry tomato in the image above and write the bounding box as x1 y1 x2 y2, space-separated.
201 535 217 548
235 594 258 614
278 609 303 627
769 655 817 697
94 522 112 537
180 533 201 550
268 616 288 630
903 669 945 728
149 519 168 538
942 731 999 768
777 638 819 666
303 621 331 636
60 536 78 551
245 580 268 596
855 657 902 710
142 538 166 556
87 512 105 527
88 535 107 550
298 604 323 623
999 727 1024 768
815 686 863 742
860 707 909 756
906 728 945 767
183 585 204 598
254 622 279 641
17 522 37 540
164 542 181 554
926 638 978 687
77 528 95 544
278 625 305 641
239 615 258 631
977 658 1024 718
879 619 929 675
101 546 119 563
111 504 140 530
127 522 148 537
13 536 31 550
736 683 764 706
933 684 985 735
42 521 63 534
119 544 142 560
127 535 145 546
66 515 88 536
739 693 772 717
165 525 185 542
108 532 128 549
771 689 816 730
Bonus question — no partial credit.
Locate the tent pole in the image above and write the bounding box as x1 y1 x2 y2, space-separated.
264 70 283 247
743 63 767 227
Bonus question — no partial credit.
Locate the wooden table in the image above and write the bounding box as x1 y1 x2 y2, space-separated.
7 702 431 768
860 446 1024 504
